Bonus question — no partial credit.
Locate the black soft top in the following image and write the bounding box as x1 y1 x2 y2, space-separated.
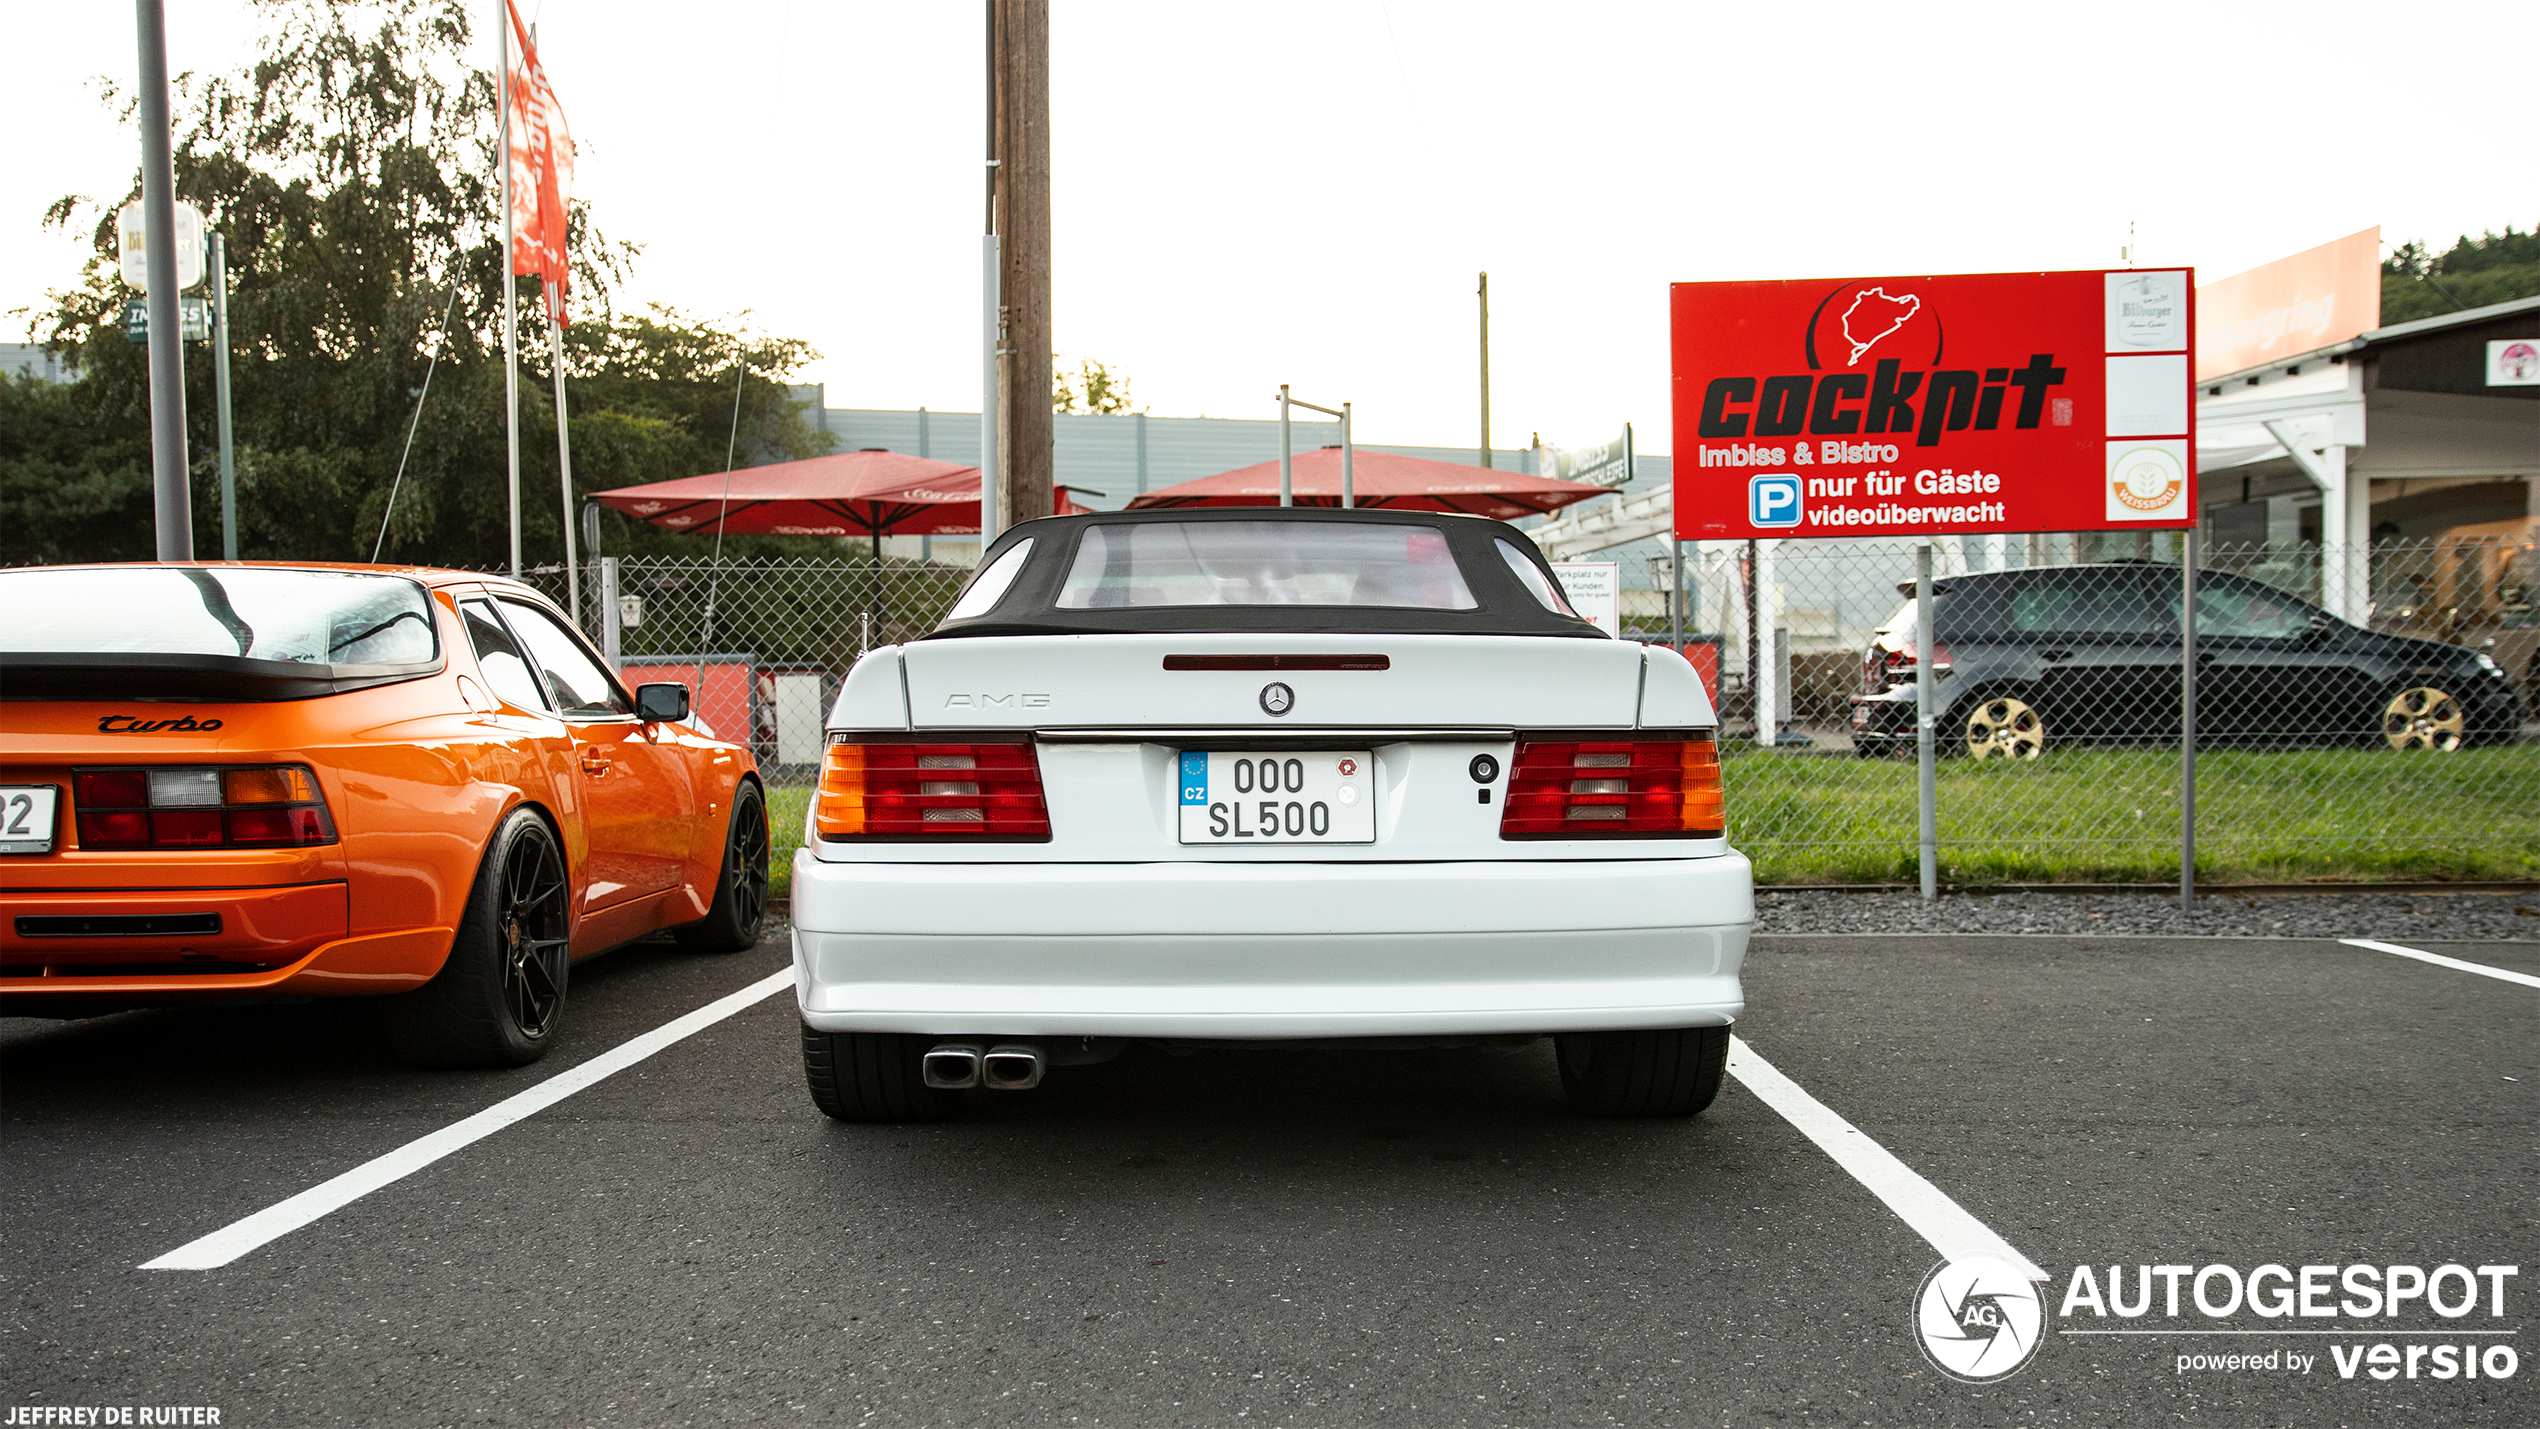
925 508 1606 640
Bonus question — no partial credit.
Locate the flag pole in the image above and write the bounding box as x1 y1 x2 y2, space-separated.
498 0 522 577
549 314 577 618
532 19 579 624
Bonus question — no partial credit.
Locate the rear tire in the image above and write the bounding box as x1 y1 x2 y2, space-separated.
802 1026 961 1122
381 808 572 1069
674 780 771 954
1556 1026 1730 1118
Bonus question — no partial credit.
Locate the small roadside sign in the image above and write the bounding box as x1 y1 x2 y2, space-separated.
1551 561 1621 636
1543 424 1635 488
123 296 213 344
118 199 206 292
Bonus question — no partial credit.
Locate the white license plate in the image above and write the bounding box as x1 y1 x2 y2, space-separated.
0 785 61 855
1177 751 1374 844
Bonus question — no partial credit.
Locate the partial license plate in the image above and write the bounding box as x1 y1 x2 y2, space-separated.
1177 751 1374 844
0 785 62 855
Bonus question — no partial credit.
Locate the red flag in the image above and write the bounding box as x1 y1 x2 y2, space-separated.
505 0 573 323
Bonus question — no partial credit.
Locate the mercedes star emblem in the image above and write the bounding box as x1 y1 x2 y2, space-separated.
1259 682 1295 717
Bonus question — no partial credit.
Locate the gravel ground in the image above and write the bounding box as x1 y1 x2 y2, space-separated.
1754 887 2540 940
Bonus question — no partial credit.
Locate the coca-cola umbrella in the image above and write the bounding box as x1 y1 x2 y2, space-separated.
1123 447 1611 519
593 450 1098 557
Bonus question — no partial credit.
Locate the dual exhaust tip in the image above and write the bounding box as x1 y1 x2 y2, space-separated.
922 1041 1043 1091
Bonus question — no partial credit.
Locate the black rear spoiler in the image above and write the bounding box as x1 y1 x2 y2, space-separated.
1 652 443 703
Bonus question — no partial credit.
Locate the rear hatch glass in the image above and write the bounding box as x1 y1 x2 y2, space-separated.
1 567 442 701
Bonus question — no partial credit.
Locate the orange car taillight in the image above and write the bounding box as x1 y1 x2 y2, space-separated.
72 765 338 850
814 739 1052 840
1499 737 1724 838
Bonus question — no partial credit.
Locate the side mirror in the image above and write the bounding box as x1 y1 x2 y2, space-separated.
635 682 690 723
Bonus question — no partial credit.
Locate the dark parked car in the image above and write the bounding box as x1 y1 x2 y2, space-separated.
1849 562 2524 757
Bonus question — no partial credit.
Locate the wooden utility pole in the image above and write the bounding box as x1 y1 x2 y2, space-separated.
993 0 1052 528
1477 271 1492 469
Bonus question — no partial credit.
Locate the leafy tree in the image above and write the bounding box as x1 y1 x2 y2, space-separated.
5 0 829 569
2380 224 2540 324
1050 354 1139 415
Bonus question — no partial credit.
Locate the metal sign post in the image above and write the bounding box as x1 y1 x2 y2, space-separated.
1276 389 1355 508
134 2 192 562
1669 540 1684 653
1278 385 1291 507
211 232 236 560
2181 528 2199 908
1916 541 1938 901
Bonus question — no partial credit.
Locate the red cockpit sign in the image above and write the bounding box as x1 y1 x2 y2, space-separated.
1670 268 2196 540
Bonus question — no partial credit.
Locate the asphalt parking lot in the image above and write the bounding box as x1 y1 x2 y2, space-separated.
4 922 2532 1427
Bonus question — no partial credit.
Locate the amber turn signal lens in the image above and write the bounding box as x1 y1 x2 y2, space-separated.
813 742 870 839
221 767 318 804
1679 739 1725 835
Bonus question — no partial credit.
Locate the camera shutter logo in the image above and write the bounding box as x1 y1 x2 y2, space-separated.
1915 1257 2047 1383
1259 682 1295 717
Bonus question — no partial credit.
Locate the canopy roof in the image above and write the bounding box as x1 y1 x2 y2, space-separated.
592 450 987 538
1124 447 1611 520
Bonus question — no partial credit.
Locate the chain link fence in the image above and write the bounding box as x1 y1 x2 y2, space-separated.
524 536 2538 887
1636 533 2538 884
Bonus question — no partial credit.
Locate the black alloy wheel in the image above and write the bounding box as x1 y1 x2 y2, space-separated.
497 824 572 1038
381 808 574 1068
676 781 771 954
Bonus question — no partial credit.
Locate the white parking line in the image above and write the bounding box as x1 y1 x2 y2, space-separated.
2340 938 2540 990
1727 1035 2047 1281
142 968 795 1271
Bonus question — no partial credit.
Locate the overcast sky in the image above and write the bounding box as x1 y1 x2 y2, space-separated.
6 1 2530 453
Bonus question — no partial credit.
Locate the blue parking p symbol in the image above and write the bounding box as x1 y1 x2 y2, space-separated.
1750 474 1802 528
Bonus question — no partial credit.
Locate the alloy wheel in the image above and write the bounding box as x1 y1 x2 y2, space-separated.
498 826 571 1039
727 792 770 933
2382 686 2466 751
1966 697 2046 760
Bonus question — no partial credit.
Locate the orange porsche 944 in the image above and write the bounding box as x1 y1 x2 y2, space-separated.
0 563 771 1066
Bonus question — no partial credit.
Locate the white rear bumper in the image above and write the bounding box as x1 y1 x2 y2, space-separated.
788 851 1752 1039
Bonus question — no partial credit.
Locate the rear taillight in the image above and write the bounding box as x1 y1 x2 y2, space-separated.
814 739 1052 840
1499 737 1724 838
73 765 337 849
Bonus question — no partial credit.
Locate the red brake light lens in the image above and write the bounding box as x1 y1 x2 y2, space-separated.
1499 737 1725 838
73 765 338 850
73 771 148 808
815 740 1051 840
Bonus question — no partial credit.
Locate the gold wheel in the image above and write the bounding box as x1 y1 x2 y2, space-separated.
2382 686 2466 751
1966 696 2046 760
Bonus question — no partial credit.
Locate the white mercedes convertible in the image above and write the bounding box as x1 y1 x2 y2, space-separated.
790 509 1752 1120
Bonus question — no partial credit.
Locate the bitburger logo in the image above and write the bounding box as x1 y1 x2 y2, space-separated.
1916 1257 2047 1383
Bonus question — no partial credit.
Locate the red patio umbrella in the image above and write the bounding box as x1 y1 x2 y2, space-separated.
593 451 1097 556
1123 447 1611 520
